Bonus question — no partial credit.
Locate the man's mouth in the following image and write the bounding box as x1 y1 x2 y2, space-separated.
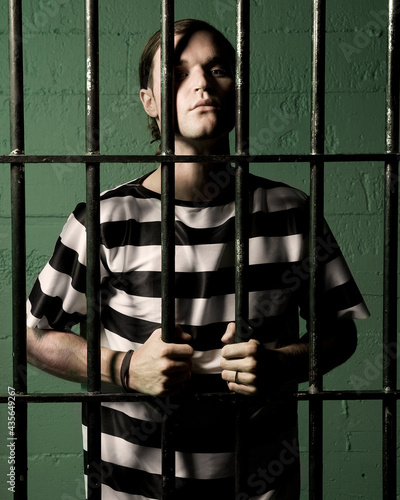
192 99 218 110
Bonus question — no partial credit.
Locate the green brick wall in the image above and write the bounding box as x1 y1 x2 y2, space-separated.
0 1 398 498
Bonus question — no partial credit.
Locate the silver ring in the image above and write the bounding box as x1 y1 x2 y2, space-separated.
235 371 239 384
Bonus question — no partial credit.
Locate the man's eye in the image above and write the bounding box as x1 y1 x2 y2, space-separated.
174 70 187 80
211 68 228 77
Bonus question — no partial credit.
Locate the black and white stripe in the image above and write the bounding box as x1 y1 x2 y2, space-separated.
27 172 369 499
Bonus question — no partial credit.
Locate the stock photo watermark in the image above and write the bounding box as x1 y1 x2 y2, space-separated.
5 387 17 493
60 395 183 500
349 341 398 395
24 0 72 38
61 460 111 500
340 8 400 62
51 94 141 184
215 0 236 20
236 437 300 500
192 104 296 207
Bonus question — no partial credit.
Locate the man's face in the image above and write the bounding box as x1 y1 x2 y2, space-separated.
141 30 235 146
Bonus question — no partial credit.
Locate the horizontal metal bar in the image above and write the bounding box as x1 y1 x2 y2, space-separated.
1 390 399 404
1 153 399 164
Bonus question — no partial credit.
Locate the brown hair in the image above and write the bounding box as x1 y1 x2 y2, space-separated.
139 19 235 150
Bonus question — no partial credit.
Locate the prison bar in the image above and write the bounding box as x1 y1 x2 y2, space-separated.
383 1 399 498
84 1 102 499
234 0 250 343
309 0 326 499
2 2 400 500
9 0 28 499
2 153 400 164
160 0 176 342
160 1 176 497
1 389 399 405
234 0 251 497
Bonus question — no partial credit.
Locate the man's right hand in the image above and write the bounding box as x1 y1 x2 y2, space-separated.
127 326 194 396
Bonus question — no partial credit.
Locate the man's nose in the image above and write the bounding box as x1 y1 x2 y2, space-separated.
192 69 211 92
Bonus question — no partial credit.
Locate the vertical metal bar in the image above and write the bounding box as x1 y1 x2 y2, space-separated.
383 1 399 498
309 1 326 499
235 0 250 338
235 0 250 497
160 0 175 341
85 1 101 498
160 1 175 498
9 1 27 498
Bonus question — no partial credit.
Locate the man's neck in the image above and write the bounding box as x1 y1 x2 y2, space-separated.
143 136 232 202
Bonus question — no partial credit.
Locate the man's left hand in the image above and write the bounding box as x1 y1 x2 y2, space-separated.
220 322 282 396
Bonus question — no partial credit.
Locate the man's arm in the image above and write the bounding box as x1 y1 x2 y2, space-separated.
220 319 358 396
27 326 194 395
27 327 125 386
276 318 358 383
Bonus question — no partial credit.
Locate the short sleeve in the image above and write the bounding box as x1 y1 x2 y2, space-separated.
297 220 370 321
26 203 88 332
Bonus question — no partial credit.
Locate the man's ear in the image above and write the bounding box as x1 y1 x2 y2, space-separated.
140 88 158 118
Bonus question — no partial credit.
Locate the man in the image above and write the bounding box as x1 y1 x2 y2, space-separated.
26 19 369 499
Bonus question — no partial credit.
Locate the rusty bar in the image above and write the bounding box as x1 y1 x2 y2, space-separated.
309 0 326 498
234 0 250 498
382 1 399 498
85 0 102 498
9 0 27 498
160 1 176 498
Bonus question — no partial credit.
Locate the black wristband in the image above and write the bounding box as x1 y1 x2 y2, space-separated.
120 349 134 392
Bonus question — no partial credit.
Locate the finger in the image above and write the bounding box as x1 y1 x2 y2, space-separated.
220 343 242 360
223 371 258 396
221 322 235 343
220 358 242 372
221 368 236 383
160 342 194 359
174 325 192 342
221 353 259 375
170 345 194 359
162 359 192 374
221 338 260 360
221 342 250 360
227 382 258 396
221 369 256 386
221 323 254 344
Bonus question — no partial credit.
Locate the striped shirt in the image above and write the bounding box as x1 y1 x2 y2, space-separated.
27 172 369 499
